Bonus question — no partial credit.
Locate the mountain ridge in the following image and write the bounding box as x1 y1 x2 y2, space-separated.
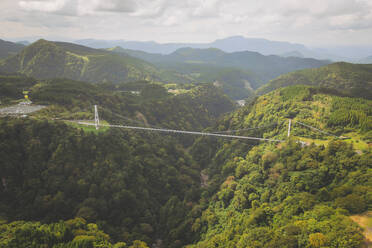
0 39 25 59
75 36 342 60
257 62 372 99
113 46 330 83
0 39 160 84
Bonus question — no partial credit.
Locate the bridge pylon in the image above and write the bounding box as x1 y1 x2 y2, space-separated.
94 105 99 130
287 119 292 137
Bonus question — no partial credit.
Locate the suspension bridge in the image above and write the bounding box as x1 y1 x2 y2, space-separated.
74 105 345 143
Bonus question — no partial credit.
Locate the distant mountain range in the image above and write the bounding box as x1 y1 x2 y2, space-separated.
358 55 372 64
0 39 332 100
279 51 305 58
6 35 372 62
112 46 330 83
75 36 349 61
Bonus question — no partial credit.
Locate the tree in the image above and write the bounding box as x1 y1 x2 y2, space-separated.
129 240 149 248
309 233 327 248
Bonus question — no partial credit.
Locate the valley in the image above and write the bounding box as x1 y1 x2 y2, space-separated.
0 37 371 248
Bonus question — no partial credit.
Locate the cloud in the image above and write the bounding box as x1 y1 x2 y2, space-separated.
329 14 372 30
2 0 372 46
18 0 139 16
17 0 227 21
19 0 65 12
129 0 168 18
82 0 138 14
19 0 79 16
93 0 136 12
190 0 223 17
6 12 74 28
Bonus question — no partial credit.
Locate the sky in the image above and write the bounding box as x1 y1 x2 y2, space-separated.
1 0 372 47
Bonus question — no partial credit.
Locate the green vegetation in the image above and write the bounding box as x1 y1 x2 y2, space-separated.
0 118 200 247
157 63 258 100
0 40 160 84
187 140 370 248
109 47 260 100
0 39 24 60
0 73 37 104
117 47 329 83
67 120 111 134
0 218 144 247
0 54 371 248
0 74 234 132
113 47 329 100
0 75 236 247
184 85 371 247
210 85 371 147
0 40 329 101
258 62 372 99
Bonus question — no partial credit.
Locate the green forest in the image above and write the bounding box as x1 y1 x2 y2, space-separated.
0 39 330 100
0 39 371 248
257 62 372 99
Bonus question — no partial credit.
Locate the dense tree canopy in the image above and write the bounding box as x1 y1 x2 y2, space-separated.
0 73 370 247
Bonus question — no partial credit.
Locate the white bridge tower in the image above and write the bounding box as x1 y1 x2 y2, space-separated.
94 105 99 130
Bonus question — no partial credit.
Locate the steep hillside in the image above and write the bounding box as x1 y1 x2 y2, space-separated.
187 85 371 247
0 218 136 247
0 75 236 247
0 39 25 59
0 118 201 247
0 73 37 102
1 77 371 247
0 39 159 83
214 85 371 147
0 74 234 130
258 62 372 99
189 140 370 248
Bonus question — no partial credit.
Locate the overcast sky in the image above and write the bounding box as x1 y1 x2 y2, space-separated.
1 0 372 47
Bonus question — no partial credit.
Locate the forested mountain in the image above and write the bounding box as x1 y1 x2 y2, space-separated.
187 85 371 247
0 39 159 83
0 40 261 100
0 42 371 247
0 39 330 101
258 62 372 99
0 117 202 247
0 73 234 129
0 218 133 247
109 46 329 100
113 47 330 83
0 74 236 247
110 47 260 100
0 39 25 60
1 74 371 248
